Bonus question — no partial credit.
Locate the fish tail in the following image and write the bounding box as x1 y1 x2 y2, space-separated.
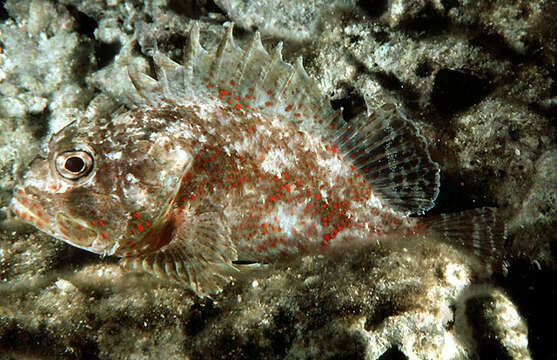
421 207 508 272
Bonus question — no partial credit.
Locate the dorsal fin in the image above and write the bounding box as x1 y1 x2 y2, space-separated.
129 22 336 137
330 103 440 214
127 22 440 214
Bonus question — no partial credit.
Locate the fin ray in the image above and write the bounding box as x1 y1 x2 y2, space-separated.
421 207 508 271
121 209 238 297
332 103 440 214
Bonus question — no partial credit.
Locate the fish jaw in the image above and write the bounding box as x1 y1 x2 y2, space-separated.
10 185 56 235
10 185 118 256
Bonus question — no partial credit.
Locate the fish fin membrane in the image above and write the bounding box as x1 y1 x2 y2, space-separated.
121 211 238 298
127 22 336 136
421 207 508 270
331 103 440 214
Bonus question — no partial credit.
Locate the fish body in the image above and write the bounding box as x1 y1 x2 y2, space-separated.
10 24 506 296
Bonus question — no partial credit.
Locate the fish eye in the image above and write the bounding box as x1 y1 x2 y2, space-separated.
55 150 94 180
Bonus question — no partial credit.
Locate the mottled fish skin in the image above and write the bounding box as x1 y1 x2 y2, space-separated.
9 23 506 297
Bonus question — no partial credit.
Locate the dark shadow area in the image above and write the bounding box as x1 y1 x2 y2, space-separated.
54 242 117 272
465 296 514 360
0 319 100 360
415 59 433 78
423 171 498 217
431 69 491 115
503 258 557 360
441 0 460 11
66 5 98 39
205 0 226 16
398 3 449 37
183 299 220 337
167 0 226 19
167 0 201 18
267 308 296 357
357 0 389 19
378 347 408 360
28 107 51 141
0 0 9 21
330 84 366 122
94 41 121 69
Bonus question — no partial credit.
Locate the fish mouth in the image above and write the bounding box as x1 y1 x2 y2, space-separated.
10 187 98 250
10 186 53 232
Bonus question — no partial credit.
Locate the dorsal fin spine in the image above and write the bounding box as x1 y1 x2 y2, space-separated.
262 42 285 102
182 22 199 88
127 67 160 105
211 24 235 83
238 31 266 86
152 42 168 97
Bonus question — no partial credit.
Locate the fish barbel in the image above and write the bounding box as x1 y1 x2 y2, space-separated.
10 23 506 297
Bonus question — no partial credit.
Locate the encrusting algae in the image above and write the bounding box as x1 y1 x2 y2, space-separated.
10 23 506 297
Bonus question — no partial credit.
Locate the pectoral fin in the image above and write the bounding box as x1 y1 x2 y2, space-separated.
121 208 238 297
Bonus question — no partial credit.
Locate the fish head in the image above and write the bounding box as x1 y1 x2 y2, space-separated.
10 110 193 256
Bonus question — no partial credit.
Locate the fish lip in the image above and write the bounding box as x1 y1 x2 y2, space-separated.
10 186 40 218
9 188 57 237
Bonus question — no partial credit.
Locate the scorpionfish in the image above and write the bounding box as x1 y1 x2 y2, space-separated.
10 23 506 297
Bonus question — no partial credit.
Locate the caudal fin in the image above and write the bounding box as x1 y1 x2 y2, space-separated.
421 207 508 271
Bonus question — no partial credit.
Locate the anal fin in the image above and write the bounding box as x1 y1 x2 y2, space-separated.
121 208 238 297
